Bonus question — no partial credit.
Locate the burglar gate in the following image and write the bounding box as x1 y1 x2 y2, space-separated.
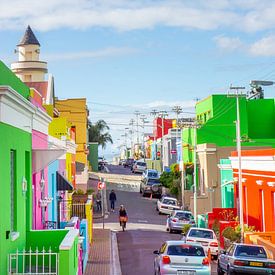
8 247 58 275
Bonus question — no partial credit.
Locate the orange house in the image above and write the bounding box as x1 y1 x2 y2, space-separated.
230 149 275 231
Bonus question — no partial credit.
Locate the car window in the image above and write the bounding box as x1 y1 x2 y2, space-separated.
175 212 193 220
235 246 267 258
162 199 176 205
148 172 158 177
189 229 214 239
147 179 160 185
167 245 205 257
227 245 235 256
137 162 146 166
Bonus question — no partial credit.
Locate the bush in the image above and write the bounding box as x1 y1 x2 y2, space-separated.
74 189 85 195
222 226 239 242
182 224 192 235
86 188 95 195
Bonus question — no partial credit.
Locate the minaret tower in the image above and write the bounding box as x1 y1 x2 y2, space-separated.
11 25 48 82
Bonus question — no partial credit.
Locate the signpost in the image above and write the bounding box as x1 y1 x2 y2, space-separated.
98 179 106 229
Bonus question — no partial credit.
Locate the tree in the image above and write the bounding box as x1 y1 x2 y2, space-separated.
88 119 113 149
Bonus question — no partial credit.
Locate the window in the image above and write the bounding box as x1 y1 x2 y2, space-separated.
25 75 32 82
235 245 267 258
167 245 205 257
162 199 176 205
189 229 214 239
10 150 16 232
159 243 167 254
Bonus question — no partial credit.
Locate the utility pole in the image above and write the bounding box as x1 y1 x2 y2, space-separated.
229 85 246 243
159 110 168 171
150 109 159 160
140 114 148 160
193 123 197 225
134 111 140 145
129 119 135 157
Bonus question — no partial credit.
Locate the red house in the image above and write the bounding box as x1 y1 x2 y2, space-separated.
153 117 173 139
230 149 275 231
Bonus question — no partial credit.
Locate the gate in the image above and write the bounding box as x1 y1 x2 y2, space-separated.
8 248 58 275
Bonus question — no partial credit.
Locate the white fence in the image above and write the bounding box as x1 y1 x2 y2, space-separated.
8 247 58 275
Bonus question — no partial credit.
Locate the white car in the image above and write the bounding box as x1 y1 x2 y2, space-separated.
182 227 219 259
156 196 181 215
132 161 147 173
153 240 211 275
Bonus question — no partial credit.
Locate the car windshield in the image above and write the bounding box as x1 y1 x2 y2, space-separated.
147 179 160 185
162 199 176 205
189 229 214 239
148 172 158 177
235 246 267 258
175 212 193 220
167 245 205 257
137 162 146 166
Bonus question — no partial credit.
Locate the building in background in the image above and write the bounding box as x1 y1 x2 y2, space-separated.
55 98 89 191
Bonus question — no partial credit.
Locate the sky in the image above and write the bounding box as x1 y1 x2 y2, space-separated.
1 0 275 159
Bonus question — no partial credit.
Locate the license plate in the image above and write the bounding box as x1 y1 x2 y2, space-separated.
250 262 263 267
177 271 195 275
168 207 173 210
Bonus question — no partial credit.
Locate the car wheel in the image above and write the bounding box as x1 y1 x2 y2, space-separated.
169 228 173 234
212 255 218 261
217 262 224 275
139 188 142 194
158 211 162 215
166 227 169 232
227 266 236 275
142 192 146 197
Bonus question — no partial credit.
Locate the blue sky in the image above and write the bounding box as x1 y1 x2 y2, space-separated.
1 0 275 158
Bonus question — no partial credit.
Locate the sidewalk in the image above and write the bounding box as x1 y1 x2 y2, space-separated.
85 229 111 275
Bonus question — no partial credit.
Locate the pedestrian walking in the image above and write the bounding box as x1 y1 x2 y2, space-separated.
109 189 117 212
96 191 102 212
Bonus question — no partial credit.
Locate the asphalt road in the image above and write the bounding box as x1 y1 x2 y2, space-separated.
107 164 134 175
95 165 217 275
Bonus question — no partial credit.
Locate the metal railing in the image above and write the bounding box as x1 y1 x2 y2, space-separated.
8 247 58 275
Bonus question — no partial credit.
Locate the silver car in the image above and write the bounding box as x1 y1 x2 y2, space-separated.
166 210 195 233
153 240 211 275
132 161 147 173
217 243 275 275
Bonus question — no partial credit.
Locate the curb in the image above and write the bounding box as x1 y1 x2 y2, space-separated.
110 231 122 275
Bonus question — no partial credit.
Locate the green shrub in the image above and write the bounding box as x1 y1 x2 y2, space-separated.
86 188 95 195
182 224 192 235
74 189 85 195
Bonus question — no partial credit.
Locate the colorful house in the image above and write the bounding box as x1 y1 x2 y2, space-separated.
182 94 275 214
230 149 275 231
55 98 89 191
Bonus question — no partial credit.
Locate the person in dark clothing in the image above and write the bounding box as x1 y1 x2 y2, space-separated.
109 190 117 212
119 205 128 228
96 191 102 212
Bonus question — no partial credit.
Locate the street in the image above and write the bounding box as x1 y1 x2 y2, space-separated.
94 165 217 275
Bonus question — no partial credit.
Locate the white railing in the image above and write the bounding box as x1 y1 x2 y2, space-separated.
8 247 58 275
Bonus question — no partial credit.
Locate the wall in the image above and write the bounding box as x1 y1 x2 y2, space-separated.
153 117 173 139
55 98 88 166
0 122 32 275
219 159 234 208
48 160 59 222
32 130 49 230
88 143 99 172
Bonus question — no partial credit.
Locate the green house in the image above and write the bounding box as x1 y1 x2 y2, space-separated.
182 94 275 213
0 61 79 275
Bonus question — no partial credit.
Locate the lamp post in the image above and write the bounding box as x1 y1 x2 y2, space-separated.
159 111 168 172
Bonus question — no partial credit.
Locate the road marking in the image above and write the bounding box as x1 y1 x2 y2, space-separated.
137 220 148 223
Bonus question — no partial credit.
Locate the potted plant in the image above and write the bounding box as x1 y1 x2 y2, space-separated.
72 189 88 203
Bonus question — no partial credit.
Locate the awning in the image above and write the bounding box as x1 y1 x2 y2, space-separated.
32 149 66 173
56 171 73 191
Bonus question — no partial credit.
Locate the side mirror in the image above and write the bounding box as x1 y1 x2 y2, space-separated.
220 250 226 255
153 250 159 255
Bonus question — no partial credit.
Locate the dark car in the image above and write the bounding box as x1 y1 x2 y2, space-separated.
140 178 162 198
217 243 275 275
124 158 134 168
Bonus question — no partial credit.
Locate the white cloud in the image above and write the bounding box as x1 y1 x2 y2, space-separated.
214 35 244 52
0 0 270 32
42 47 139 61
249 35 275 56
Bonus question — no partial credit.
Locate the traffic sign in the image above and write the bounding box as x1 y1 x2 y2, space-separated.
157 151 161 157
170 149 177 154
97 181 105 190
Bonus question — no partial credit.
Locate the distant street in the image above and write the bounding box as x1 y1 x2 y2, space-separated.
94 165 217 275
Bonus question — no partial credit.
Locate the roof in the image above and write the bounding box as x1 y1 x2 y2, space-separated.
25 81 48 99
18 25 40 46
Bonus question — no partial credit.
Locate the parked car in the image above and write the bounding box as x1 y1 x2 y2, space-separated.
156 196 181 215
132 161 147 173
217 243 275 275
166 210 195 233
119 159 126 166
141 169 160 182
153 240 211 275
140 178 162 198
182 227 219 259
124 158 134 168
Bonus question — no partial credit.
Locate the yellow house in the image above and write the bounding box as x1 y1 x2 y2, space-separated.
55 98 89 190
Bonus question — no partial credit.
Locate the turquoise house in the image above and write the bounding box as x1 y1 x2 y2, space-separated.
219 159 234 208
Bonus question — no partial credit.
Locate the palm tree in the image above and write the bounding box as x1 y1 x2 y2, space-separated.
88 119 113 149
